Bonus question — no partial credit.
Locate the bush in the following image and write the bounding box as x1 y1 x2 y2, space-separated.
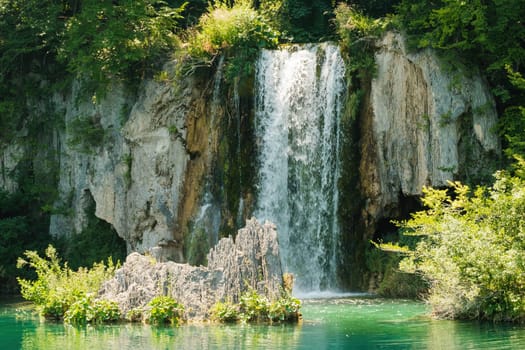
185 1 279 80
383 163 525 321
209 300 239 323
333 3 389 78
125 308 144 323
64 296 120 325
239 289 270 322
211 289 301 324
268 293 301 322
17 245 118 320
91 299 121 324
146 295 184 325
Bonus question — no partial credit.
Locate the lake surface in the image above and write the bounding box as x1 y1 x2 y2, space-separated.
2 296 525 349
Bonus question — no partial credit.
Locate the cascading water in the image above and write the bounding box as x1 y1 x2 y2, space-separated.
254 43 346 292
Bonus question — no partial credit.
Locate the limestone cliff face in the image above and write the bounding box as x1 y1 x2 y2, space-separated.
360 32 500 231
48 65 219 260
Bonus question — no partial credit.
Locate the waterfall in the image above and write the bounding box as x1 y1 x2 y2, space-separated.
254 43 345 292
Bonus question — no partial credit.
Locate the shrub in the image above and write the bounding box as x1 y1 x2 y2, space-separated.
63 296 93 325
382 162 525 322
239 289 270 322
91 299 121 323
63 296 120 325
209 301 239 323
17 245 118 320
125 308 144 323
210 289 301 324
268 293 301 322
333 3 389 78
184 1 279 80
146 295 184 325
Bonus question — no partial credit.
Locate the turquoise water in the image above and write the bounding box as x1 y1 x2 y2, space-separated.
2 297 525 349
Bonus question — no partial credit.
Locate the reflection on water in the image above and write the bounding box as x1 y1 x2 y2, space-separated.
19 321 302 350
3 297 525 349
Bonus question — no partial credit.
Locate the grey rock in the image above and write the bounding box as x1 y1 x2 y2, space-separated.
360 32 500 226
98 218 285 320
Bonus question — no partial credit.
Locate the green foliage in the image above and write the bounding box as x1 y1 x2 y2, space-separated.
209 300 239 323
0 1 69 141
387 166 525 321
17 245 118 320
277 0 333 42
498 67 525 160
63 296 92 325
334 3 389 78
0 189 52 294
396 0 525 102
369 233 427 298
239 288 270 322
351 0 400 18
146 295 184 325
168 0 207 28
268 293 301 322
64 296 120 325
185 1 279 80
376 269 428 298
67 115 105 153
58 0 185 98
125 308 144 322
0 0 67 80
210 289 301 323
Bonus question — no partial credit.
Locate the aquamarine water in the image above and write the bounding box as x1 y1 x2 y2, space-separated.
3 297 525 349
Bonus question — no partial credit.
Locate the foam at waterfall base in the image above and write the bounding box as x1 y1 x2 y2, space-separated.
293 290 371 300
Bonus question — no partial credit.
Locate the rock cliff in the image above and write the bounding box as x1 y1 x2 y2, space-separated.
46 63 224 261
360 32 500 232
98 218 284 320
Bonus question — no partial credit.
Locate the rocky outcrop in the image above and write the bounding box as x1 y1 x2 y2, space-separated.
360 32 500 230
98 218 285 320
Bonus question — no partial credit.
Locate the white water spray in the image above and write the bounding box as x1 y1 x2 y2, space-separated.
254 43 345 292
